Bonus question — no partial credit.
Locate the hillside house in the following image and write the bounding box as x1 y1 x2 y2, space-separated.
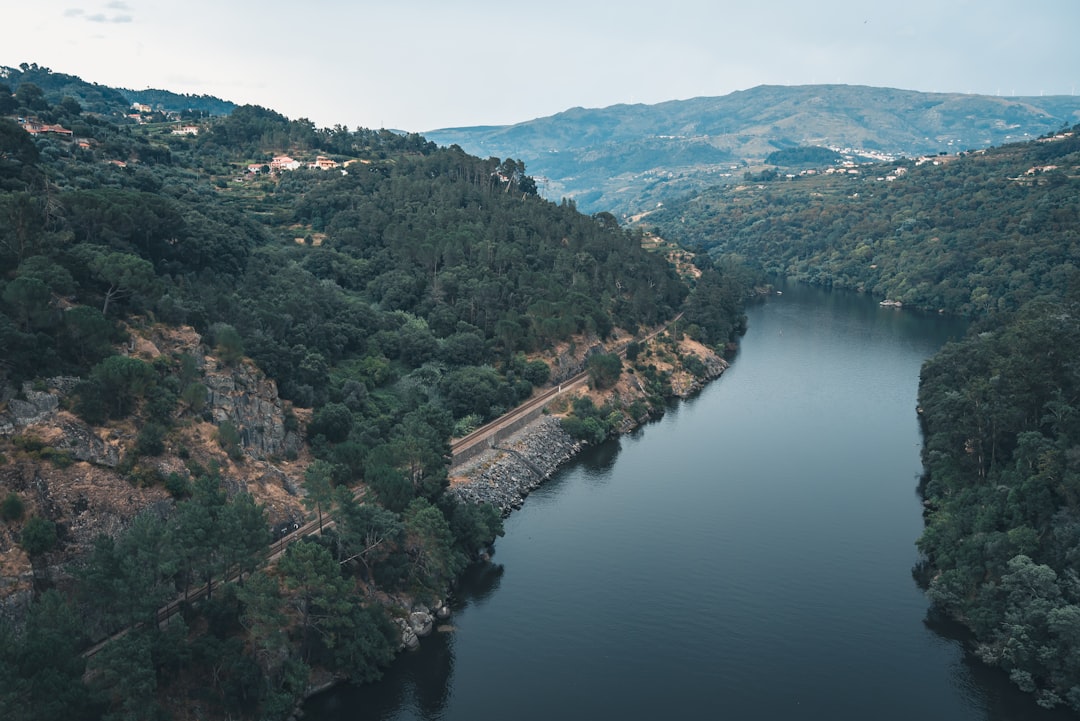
19 119 73 136
308 155 340 170
270 155 301 171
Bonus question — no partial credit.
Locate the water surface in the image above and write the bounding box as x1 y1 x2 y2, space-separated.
308 282 1072 721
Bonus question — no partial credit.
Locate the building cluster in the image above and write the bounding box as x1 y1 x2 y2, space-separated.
247 155 344 174
126 102 199 135
17 118 73 136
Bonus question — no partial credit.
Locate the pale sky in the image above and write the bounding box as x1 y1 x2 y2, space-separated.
4 0 1078 133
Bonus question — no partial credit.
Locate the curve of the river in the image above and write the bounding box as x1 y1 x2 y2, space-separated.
307 281 1076 721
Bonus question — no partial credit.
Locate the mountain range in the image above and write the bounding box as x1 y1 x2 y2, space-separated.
8 64 1080 220
423 84 1080 217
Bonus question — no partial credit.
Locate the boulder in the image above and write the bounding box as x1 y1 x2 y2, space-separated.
409 610 434 637
395 618 420 650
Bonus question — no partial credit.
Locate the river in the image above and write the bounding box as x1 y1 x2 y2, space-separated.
306 281 1075 721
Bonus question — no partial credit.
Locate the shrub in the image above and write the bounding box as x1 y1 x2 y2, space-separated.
135 422 167 457
216 421 244 461
165 472 193 499
1 492 25 522
586 352 622 390
20 516 58 556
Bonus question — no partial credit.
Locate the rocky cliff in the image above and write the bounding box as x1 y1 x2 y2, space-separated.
0 324 310 613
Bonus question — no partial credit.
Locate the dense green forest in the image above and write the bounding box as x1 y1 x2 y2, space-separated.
654 130 1080 711
654 130 1080 316
917 298 1080 710
0 69 750 719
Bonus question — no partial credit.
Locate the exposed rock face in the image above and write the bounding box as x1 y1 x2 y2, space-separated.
669 350 728 397
52 414 122 467
202 356 302 460
395 618 421 651
0 324 311 606
550 341 606 384
0 382 66 436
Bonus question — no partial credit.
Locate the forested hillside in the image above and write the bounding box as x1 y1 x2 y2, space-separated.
0 72 750 721
655 129 1080 712
654 129 1080 316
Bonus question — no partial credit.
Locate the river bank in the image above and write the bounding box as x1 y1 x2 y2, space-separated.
447 334 731 516
297 333 735 716
307 281 1040 721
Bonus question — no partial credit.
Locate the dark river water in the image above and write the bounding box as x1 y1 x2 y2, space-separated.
307 281 1076 721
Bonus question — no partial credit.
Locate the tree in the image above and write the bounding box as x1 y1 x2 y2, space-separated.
15 82 47 111
333 487 403 587
1 492 24 522
3 276 53 331
0 590 91 721
364 456 415 513
212 323 245 365
308 402 353 443
74 355 156 422
216 420 243 460
278 540 351 661
303 459 335 533
237 570 288 680
323 603 397 684
88 629 161 721
444 496 504 556
403 498 465 600
61 305 115 367
20 515 58 557
586 352 622 390
219 491 270 583
86 250 158 317
0 83 16 115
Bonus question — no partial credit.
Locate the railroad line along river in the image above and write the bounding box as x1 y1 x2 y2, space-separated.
306 280 1074 721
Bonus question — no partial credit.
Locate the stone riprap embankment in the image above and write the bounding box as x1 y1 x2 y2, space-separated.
448 416 581 515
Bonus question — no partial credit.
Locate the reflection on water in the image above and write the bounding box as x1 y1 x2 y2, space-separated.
576 436 621 476
922 609 1077 721
305 561 506 720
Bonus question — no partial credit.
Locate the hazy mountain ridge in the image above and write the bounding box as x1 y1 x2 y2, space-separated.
424 84 1080 216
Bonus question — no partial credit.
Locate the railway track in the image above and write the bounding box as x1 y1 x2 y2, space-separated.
83 315 683 657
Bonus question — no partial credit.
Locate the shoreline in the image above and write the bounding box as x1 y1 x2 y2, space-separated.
448 415 584 516
302 343 733 714
447 342 730 516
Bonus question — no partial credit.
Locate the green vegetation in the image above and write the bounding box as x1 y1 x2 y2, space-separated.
654 129 1080 317
0 67 748 720
1 492 24 521
656 127 1080 711
764 146 843 167
917 298 1080 710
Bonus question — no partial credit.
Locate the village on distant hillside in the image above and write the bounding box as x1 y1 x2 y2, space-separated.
11 103 352 176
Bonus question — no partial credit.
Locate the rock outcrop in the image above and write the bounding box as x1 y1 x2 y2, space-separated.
0 324 311 606
202 356 303 461
449 416 582 515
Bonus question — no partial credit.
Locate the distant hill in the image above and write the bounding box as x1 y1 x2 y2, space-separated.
1 63 131 116
424 84 1080 217
1 63 234 117
117 87 236 117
